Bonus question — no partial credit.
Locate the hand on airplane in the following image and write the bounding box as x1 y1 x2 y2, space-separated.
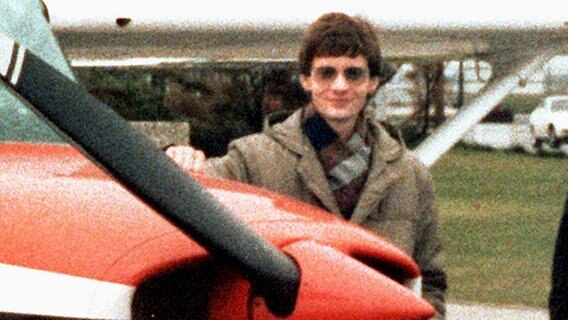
165 145 206 172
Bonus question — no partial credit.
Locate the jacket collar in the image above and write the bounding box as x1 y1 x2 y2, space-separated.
266 105 405 217
266 105 403 161
350 129 406 223
265 108 308 155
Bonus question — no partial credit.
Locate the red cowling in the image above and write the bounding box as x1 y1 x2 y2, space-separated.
0 142 435 319
210 241 434 319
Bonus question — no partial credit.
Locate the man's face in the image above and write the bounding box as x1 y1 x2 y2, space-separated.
300 55 379 123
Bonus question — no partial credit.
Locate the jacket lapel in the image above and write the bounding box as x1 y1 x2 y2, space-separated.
267 109 342 216
297 148 342 215
350 125 404 224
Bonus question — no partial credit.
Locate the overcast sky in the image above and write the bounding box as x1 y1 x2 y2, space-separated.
43 0 568 26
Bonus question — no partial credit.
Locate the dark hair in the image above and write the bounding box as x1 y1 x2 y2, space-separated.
298 12 382 78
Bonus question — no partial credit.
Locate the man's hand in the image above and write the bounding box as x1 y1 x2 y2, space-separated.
165 145 206 172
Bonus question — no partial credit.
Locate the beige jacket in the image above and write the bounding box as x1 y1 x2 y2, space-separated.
205 108 446 317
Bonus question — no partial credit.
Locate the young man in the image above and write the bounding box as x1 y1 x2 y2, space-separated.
167 12 446 318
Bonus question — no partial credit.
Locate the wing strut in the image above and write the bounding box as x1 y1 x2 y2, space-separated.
414 48 558 167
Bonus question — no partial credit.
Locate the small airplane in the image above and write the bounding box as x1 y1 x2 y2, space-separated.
0 1 434 319
1 0 567 319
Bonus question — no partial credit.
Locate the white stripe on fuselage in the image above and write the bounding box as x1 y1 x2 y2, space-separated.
0 263 133 319
0 31 16 80
0 31 25 86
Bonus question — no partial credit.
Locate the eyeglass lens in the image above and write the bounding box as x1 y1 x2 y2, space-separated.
313 67 368 83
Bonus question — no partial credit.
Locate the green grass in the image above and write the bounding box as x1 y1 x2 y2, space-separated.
499 94 545 114
431 145 567 308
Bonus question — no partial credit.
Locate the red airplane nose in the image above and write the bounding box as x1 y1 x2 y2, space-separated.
209 240 436 319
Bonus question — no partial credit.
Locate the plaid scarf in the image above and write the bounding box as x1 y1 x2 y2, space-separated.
302 112 371 219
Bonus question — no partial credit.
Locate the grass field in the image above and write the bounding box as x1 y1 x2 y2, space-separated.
499 94 544 114
431 145 567 308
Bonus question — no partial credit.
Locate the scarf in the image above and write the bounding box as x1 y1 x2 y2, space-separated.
302 111 371 219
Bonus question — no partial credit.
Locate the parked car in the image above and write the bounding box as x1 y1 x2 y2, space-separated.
529 95 568 148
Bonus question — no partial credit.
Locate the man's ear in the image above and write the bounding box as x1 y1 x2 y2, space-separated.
368 76 380 95
299 74 312 93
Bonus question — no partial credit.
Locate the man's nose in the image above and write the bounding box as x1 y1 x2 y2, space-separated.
331 73 350 90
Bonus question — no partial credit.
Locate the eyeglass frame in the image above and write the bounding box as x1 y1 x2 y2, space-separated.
310 66 371 85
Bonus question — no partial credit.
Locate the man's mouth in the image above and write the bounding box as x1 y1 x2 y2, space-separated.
327 98 351 105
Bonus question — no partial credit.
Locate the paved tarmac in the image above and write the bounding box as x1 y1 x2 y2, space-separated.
447 302 548 320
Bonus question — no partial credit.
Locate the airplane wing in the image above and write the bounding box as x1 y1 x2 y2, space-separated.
41 1 567 63
39 0 568 166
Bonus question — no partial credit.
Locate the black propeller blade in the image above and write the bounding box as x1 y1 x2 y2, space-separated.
0 31 299 317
